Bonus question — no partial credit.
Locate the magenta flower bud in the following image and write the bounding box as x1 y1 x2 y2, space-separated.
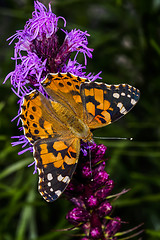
97 201 112 218
92 161 106 176
82 164 92 178
95 180 114 199
105 217 121 237
107 179 114 191
66 207 90 225
91 144 107 165
89 212 102 239
86 195 98 208
90 227 102 239
93 171 109 186
70 197 85 208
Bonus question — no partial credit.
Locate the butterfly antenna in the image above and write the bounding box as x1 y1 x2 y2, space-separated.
93 136 133 141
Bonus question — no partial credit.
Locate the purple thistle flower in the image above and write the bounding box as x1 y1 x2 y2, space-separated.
61 29 93 65
4 1 94 94
5 53 47 95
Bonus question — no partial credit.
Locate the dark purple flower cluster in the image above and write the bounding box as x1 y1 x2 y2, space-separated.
65 142 121 239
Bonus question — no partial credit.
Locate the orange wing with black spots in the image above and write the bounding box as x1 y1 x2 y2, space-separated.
80 81 140 129
41 72 87 119
20 90 71 144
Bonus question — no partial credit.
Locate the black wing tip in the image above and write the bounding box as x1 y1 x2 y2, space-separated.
39 188 62 202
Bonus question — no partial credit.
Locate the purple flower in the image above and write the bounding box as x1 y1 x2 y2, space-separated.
105 217 121 238
4 0 100 158
4 1 94 93
65 142 122 239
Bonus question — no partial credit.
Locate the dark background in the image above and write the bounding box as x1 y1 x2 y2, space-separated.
0 0 160 239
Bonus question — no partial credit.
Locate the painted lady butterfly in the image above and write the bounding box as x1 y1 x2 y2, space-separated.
20 72 140 202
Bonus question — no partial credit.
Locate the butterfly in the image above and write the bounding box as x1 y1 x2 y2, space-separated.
20 72 140 202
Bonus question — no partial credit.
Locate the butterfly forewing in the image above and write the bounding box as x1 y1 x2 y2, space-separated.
80 82 140 129
20 90 72 144
41 72 87 119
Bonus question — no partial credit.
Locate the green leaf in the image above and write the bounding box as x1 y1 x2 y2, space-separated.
0 158 32 180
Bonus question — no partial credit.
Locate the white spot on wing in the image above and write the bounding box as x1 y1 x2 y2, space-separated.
48 182 51 187
57 174 63 182
121 92 125 96
113 93 120 99
131 99 137 105
57 175 70 184
63 176 70 183
120 106 127 114
117 102 123 109
47 173 53 181
117 102 127 114
55 190 62 197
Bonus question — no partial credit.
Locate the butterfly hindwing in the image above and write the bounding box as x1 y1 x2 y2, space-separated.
80 82 140 129
33 137 80 202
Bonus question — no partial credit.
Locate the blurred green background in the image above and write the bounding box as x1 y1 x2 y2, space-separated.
0 0 160 239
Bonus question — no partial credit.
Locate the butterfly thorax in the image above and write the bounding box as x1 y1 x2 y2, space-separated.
51 100 93 142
